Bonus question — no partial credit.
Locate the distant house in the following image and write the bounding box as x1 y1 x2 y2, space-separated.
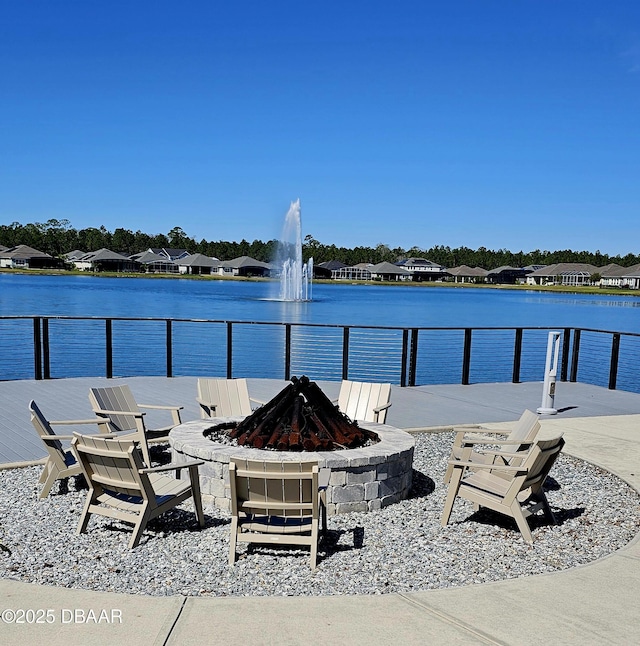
0 245 60 269
600 263 640 289
131 251 178 274
332 263 374 281
396 257 447 281
369 262 412 282
218 256 271 277
525 263 600 286
72 248 138 272
486 266 528 284
63 250 86 262
177 253 219 275
316 260 345 279
447 265 489 283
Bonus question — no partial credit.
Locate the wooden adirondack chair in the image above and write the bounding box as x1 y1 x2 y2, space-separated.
337 380 392 423
444 409 541 484
88 384 183 467
29 399 105 498
229 458 328 569
71 432 205 549
196 378 265 419
441 432 565 544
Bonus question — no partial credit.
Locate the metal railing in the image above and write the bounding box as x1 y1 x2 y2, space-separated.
1 316 639 393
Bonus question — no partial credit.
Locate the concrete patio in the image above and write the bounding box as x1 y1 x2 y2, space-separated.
0 377 639 645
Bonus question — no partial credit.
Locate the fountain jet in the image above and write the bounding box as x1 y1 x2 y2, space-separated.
276 199 313 301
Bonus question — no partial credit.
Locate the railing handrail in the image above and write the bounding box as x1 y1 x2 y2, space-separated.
2 316 639 392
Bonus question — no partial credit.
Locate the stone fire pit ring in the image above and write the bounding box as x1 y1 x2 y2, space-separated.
169 418 415 515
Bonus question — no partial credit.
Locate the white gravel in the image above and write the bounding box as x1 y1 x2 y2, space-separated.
1 432 638 597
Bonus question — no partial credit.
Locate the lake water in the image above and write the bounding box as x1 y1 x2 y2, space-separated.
1 273 640 331
1 274 639 388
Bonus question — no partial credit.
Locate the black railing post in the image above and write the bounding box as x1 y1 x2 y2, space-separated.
462 328 472 385
570 329 581 382
33 317 42 381
166 319 173 378
609 333 621 390
561 327 571 381
284 324 292 381
106 319 113 378
400 329 409 387
512 328 523 383
409 328 419 387
342 327 350 380
226 321 233 379
42 318 50 380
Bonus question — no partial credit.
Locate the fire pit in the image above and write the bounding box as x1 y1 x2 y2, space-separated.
169 378 415 515
204 376 377 452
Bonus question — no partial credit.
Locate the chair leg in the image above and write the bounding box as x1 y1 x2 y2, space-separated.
510 501 534 544
76 493 95 535
188 465 205 527
39 469 58 499
228 517 238 566
441 466 464 527
128 507 151 549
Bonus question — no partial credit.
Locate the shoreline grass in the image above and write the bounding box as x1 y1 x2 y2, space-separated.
1 267 638 297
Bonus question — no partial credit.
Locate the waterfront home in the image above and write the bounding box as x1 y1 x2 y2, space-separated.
72 248 138 272
369 261 412 281
526 263 600 286
396 257 447 281
177 253 219 275
446 265 489 283
130 250 179 274
217 256 272 277
0 244 60 269
486 266 528 284
599 263 640 289
332 263 374 280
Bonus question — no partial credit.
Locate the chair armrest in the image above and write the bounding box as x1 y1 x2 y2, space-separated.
459 437 533 447
447 459 527 473
373 402 392 413
141 459 204 474
93 409 145 418
50 418 106 426
139 403 183 412
249 398 267 406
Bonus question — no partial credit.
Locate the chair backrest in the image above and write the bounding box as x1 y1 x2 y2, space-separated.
229 458 319 521
29 399 65 458
89 385 140 432
71 433 152 501
509 409 541 444
480 433 565 496
520 434 565 490
197 378 253 417
338 380 391 423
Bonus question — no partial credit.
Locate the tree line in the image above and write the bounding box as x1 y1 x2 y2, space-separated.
1 219 639 270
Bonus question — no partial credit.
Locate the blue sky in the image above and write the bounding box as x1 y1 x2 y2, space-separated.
1 1 639 255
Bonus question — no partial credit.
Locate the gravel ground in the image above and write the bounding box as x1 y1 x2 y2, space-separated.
1 432 638 597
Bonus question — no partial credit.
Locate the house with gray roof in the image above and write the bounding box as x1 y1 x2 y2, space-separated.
447 265 489 283
72 248 138 272
0 245 59 269
525 263 600 286
396 257 447 281
218 256 272 277
599 263 640 289
370 262 412 281
177 253 219 275
131 250 178 273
